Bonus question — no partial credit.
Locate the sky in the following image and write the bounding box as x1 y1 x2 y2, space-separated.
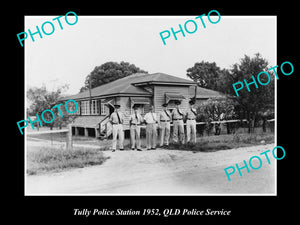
25 15 276 95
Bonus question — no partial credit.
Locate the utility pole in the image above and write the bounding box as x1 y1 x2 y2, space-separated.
89 74 92 114
194 85 197 100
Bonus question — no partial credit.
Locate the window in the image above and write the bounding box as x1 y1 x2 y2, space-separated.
132 105 145 115
101 102 107 115
81 101 90 115
91 100 99 115
130 97 150 115
81 100 100 115
134 105 144 115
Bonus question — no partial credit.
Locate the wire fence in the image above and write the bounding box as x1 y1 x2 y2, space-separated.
27 125 73 150
26 119 275 150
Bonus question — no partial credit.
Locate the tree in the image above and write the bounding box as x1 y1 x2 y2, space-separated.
80 61 148 92
186 61 225 91
27 84 70 130
188 53 275 133
224 53 275 133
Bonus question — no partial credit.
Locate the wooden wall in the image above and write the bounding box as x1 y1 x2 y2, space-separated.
153 85 190 112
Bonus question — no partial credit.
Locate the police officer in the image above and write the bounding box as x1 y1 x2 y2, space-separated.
158 103 172 147
144 105 158 150
109 104 124 152
129 104 143 151
186 99 197 143
172 100 185 144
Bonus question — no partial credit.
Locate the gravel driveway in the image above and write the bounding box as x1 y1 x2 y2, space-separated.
26 143 276 195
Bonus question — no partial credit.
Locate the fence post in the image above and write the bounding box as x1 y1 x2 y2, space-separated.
106 123 108 139
66 124 73 150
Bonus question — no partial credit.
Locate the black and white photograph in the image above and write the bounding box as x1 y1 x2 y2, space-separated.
23 15 277 195
13 5 298 224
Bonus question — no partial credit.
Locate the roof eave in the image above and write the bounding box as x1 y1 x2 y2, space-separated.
60 92 152 102
133 81 196 86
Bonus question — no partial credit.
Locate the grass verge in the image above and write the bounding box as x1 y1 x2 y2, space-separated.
27 146 110 175
162 132 274 152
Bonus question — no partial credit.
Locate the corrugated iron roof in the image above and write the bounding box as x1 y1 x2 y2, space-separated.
165 93 186 103
130 97 151 105
62 72 222 101
131 72 196 85
189 86 224 99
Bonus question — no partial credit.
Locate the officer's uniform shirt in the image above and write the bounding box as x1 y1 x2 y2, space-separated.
159 109 172 121
186 108 197 120
110 111 124 124
172 108 185 120
129 112 143 125
144 112 157 124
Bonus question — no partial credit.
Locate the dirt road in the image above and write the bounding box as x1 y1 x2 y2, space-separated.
26 144 276 195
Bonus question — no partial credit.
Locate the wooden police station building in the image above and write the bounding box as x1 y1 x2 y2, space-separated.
61 72 222 138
